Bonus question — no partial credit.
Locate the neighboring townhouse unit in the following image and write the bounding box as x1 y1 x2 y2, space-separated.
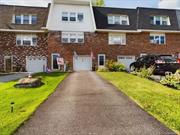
0 4 49 72
0 0 180 72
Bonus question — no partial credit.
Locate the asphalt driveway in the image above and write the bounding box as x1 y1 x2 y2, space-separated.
0 73 29 82
15 71 175 135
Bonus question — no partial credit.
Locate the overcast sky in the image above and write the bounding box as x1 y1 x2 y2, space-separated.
0 0 180 9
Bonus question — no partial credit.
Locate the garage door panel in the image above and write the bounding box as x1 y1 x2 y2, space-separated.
26 56 47 73
117 55 135 70
73 56 92 71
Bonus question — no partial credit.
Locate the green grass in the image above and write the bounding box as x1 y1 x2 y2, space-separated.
0 72 68 135
98 72 180 134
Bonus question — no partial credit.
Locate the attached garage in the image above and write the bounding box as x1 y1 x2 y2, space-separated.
117 55 136 70
26 56 47 73
73 56 92 71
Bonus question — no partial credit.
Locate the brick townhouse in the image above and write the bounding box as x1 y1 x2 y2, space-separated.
0 0 180 72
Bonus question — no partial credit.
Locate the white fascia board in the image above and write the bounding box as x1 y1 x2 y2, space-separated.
90 2 96 31
138 29 180 33
96 29 140 33
54 0 91 5
0 29 46 33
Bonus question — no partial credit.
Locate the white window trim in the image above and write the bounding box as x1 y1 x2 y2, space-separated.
108 14 129 25
98 54 106 67
16 34 38 46
13 14 37 24
61 12 84 23
152 16 170 26
62 32 84 44
108 33 126 45
150 33 166 45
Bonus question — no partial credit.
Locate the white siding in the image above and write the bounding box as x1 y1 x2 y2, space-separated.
46 4 95 32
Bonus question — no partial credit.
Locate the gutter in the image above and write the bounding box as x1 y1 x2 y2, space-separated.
0 29 46 33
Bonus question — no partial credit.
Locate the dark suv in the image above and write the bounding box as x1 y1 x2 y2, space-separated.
130 55 180 75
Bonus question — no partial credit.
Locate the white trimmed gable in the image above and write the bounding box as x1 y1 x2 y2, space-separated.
46 0 95 32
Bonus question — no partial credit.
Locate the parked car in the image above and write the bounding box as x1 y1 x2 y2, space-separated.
130 55 180 75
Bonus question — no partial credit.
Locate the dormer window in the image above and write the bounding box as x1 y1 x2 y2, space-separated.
13 14 37 24
108 15 129 25
62 12 84 22
70 13 76 21
150 16 170 26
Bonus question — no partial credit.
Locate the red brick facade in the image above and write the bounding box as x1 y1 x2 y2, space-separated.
47 31 180 70
0 32 48 72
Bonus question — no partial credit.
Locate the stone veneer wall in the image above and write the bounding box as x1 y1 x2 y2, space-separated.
47 31 180 70
0 32 48 72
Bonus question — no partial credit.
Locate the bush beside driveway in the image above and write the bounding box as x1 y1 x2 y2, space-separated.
0 72 68 135
98 72 180 134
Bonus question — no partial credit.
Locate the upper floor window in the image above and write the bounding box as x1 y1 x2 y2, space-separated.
109 33 126 45
150 16 170 26
62 32 84 43
150 33 166 45
62 12 84 22
16 34 38 46
13 14 37 25
108 15 129 25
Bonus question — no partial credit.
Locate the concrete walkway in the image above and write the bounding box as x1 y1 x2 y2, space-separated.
15 72 175 135
0 73 29 82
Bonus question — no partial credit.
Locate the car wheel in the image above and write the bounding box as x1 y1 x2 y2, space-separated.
130 65 135 71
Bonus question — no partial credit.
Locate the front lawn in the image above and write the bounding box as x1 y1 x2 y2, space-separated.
98 72 180 134
0 72 67 135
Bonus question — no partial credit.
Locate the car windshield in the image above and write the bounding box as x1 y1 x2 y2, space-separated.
159 56 177 63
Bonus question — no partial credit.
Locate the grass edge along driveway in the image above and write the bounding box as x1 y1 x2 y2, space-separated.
0 72 68 135
98 72 180 134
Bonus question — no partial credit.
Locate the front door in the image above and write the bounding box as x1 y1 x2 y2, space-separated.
4 56 12 72
51 53 60 70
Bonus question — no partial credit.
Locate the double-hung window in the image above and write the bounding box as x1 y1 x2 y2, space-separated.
77 13 84 22
109 33 126 45
62 32 84 43
150 34 166 45
15 15 21 24
108 15 129 25
62 12 68 21
70 12 76 21
32 15 37 24
150 16 170 25
23 15 30 24
16 34 38 46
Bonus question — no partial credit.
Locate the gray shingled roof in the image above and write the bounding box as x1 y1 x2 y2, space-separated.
0 4 49 30
93 6 180 31
93 6 137 30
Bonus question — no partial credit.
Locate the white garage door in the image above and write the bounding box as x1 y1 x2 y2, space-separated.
26 56 47 73
117 55 136 70
73 56 92 71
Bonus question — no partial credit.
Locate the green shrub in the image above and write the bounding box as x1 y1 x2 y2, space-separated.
105 60 126 72
131 66 155 78
97 67 109 72
160 70 180 90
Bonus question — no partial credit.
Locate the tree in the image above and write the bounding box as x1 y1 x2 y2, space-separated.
92 0 105 6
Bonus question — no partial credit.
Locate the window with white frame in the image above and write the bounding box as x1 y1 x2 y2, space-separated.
13 14 37 24
150 16 170 25
150 34 166 45
108 15 129 25
16 34 38 46
61 12 84 22
62 32 84 43
109 33 126 45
